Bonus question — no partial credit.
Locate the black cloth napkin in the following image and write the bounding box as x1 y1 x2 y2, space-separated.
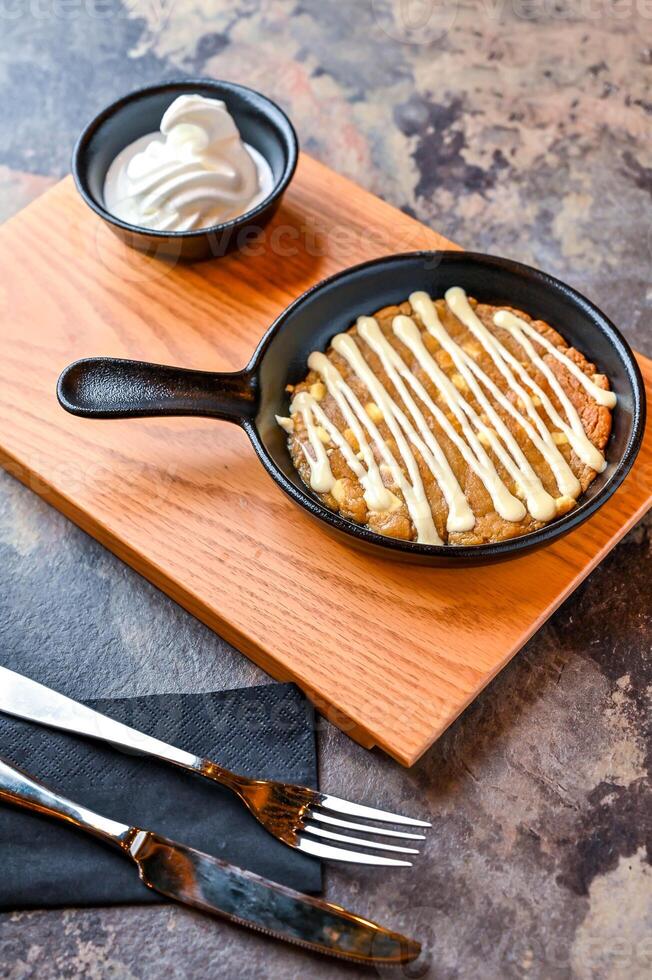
0 682 321 909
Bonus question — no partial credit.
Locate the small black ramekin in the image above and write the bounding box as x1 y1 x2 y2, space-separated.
72 78 299 262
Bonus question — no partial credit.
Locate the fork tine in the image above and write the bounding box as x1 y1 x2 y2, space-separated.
311 811 426 840
296 836 412 867
303 822 419 854
319 793 431 828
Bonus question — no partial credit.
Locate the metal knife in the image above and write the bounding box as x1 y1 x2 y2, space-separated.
0 756 421 965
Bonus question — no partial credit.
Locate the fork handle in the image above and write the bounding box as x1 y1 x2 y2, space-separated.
0 755 134 848
0 667 238 788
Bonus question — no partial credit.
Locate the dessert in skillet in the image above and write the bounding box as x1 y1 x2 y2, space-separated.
103 94 274 231
276 288 616 546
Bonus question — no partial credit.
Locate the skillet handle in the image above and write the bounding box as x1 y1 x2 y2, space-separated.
57 357 257 424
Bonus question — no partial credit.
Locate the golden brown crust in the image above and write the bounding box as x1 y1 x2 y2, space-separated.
286 297 613 546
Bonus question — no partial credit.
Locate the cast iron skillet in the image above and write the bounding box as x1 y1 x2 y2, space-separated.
57 251 646 565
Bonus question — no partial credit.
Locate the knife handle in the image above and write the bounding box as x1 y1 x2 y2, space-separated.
0 755 134 848
0 666 201 771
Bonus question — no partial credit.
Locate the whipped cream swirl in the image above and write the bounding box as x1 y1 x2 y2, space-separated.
103 94 274 232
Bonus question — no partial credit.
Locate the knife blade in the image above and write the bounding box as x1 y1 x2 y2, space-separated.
130 829 421 964
0 756 421 966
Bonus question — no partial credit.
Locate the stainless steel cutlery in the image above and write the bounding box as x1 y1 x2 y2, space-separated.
0 666 429 866
0 755 420 966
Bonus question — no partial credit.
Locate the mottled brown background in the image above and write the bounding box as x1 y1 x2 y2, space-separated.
0 2 650 978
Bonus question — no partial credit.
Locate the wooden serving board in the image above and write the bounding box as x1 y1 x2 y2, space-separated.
0 156 651 766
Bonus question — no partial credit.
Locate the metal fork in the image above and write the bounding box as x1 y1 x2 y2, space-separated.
0 667 429 867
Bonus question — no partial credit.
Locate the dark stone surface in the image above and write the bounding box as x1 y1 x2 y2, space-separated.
0 2 650 978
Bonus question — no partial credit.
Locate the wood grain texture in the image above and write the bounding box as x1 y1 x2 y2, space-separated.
0 154 650 766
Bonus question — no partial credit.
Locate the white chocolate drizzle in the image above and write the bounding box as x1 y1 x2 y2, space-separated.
336 324 475 533
357 315 506 529
275 414 294 434
411 291 558 521
309 348 442 544
390 315 527 522
289 390 334 494
444 288 581 500
492 310 608 472
282 287 614 544
494 310 617 409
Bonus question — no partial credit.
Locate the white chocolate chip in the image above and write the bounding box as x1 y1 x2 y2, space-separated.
462 340 483 359
331 479 348 505
309 381 326 401
315 426 331 444
343 428 359 451
552 431 569 445
365 401 383 422
369 490 403 519
478 429 493 448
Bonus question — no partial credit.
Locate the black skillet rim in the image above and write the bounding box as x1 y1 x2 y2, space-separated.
71 77 299 241
241 250 647 560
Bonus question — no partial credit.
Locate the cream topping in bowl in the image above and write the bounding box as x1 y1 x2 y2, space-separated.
103 94 274 232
